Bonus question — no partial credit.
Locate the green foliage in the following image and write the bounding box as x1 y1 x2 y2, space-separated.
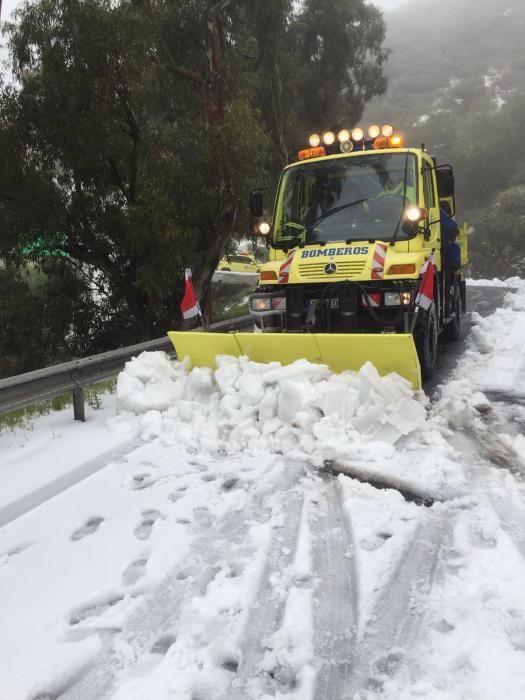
242 0 388 161
0 262 94 377
0 0 388 374
468 186 525 279
296 0 388 132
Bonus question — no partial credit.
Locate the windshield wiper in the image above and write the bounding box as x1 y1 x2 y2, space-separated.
309 198 368 229
275 221 307 249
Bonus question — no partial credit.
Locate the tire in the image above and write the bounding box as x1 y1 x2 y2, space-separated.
414 302 438 381
220 267 231 271
442 278 461 342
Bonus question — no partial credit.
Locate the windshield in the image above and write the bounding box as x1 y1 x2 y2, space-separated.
273 153 418 248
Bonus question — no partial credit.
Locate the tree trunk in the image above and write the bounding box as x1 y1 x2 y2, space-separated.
195 0 237 326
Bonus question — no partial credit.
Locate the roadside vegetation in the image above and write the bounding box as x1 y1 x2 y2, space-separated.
0 0 388 378
0 379 116 432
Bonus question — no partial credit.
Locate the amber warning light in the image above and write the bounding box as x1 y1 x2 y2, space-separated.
298 146 326 160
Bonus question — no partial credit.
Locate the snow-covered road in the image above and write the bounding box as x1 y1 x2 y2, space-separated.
2 282 525 700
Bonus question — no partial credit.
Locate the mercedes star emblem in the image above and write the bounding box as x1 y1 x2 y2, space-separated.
324 262 337 275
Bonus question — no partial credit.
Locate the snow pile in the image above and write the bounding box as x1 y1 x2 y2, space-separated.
113 352 470 500
437 284 525 421
434 283 525 473
466 276 525 288
115 352 427 461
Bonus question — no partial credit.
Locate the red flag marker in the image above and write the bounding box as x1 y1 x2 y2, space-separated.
180 269 201 320
415 253 434 311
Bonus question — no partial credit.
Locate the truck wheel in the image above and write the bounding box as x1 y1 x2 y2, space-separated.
442 279 461 342
414 302 438 381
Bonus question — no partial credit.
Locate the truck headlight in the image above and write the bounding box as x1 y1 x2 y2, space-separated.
271 296 286 310
405 206 428 222
250 296 287 312
384 291 412 306
251 297 271 312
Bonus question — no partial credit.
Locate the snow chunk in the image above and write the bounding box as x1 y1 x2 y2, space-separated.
116 351 187 413
116 354 428 462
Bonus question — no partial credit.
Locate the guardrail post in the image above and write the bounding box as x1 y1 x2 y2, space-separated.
72 379 85 422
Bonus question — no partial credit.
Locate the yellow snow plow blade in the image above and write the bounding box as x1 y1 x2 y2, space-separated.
168 331 422 390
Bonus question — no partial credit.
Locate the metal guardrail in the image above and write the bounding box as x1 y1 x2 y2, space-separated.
0 315 252 422
212 271 259 286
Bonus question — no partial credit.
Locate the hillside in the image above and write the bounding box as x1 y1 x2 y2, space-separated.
363 0 525 278
365 0 525 126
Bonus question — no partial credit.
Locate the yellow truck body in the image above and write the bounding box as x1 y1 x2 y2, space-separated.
170 133 467 390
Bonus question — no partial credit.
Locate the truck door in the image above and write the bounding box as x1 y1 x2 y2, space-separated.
422 158 440 257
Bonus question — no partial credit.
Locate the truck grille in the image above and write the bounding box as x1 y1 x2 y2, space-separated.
297 260 367 279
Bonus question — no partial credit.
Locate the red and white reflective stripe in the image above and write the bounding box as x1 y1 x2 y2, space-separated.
278 250 296 284
362 292 380 307
371 243 387 280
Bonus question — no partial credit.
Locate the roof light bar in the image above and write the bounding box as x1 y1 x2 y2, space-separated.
302 123 403 157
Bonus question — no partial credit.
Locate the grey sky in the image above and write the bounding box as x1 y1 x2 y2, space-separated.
373 0 409 11
0 0 18 21
2 0 410 22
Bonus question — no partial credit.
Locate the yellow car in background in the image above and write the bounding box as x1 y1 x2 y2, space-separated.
217 254 260 273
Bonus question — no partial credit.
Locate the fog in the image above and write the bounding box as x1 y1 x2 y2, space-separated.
372 0 409 10
0 0 17 21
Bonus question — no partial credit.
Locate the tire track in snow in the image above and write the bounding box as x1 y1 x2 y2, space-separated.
311 476 358 700
347 507 450 695
453 426 525 558
0 439 142 528
59 458 306 700
487 491 525 561
225 483 306 699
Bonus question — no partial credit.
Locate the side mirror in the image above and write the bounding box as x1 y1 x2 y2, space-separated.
250 191 264 217
436 165 455 199
249 187 275 236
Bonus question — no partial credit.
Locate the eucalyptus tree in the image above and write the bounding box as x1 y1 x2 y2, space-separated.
0 0 388 352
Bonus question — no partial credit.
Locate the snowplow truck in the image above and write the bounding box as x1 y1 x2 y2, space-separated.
169 124 468 391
